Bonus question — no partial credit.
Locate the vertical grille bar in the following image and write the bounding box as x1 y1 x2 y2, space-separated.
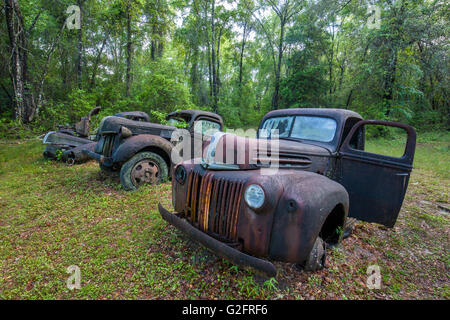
230 182 243 240
102 135 114 157
225 183 237 238
185 171 243 242
190 172 199 223
218 181 229 235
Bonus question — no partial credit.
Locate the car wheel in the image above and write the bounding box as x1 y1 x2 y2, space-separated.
343 217 357 239
304 236 326 271
120 151 168 191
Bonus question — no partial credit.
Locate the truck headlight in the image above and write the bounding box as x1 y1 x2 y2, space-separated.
120 126 132 138
244 184 265 210
175 165 187 185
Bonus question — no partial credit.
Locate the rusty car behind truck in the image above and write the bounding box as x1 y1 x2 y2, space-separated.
84 109 223 190
158 108 416 276
42 109 150 164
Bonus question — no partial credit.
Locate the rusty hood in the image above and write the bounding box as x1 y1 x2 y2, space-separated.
202 132 332 172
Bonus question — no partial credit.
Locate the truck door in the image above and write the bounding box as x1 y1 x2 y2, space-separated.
338 120 416 227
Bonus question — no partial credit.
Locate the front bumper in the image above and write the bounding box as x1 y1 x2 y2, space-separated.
158 203 277 277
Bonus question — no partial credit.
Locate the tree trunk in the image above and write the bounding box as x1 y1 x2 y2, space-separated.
210 0 218 113
77 0 83 89
328 23 335 96
89 31 109 90
207 38 212 102
126 6 132 97
4 0 34 123
345 89 353 109
150 25 156 60
271 20 285 110
190 2 201 105
238 21 248 89
216 26 223 98
383 47 398 117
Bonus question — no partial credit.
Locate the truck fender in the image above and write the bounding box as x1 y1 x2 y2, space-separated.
112 134 173 166
268 172 349 265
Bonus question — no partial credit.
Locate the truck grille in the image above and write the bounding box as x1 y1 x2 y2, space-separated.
185 171 244 242
102 134 115 157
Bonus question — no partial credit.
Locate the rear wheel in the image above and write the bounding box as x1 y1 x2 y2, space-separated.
120 151 168 191
303 237 326 271
343 217 357 239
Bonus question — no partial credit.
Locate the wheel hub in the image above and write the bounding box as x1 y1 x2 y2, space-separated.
131 159 160 186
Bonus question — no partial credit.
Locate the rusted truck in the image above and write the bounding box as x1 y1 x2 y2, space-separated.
83 109 223 190
158 108 416 276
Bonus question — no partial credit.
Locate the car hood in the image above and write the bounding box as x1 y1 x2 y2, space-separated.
98 116 176 138
202 132 332 172
277 139 332 157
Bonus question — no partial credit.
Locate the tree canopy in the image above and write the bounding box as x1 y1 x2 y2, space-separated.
1 0 448 131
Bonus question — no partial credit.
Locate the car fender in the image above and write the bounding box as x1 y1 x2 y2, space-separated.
111 134 173 165
267 171 349 264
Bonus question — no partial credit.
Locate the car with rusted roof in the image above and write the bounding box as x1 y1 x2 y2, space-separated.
158 108 416 276
83 109 223 190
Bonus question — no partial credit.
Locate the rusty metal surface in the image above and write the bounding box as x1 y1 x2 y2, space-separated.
185 170 244 242
162 109 417 273
42 131 92 147
208 133 331 173
111 134 173 165
130 158 160 185
113 111 150 122
42 109 154 163
88 110 223 172
61 142 97 164
42 132 93 160
169 163 349 264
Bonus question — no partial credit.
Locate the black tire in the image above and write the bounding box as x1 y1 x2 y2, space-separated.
343 217 357 239
120 151 168 191
304 237 326 271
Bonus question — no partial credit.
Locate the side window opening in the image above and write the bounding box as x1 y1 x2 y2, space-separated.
348 124 408 158
342 118 364 150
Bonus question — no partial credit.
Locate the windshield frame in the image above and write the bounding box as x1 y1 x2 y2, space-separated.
259 115 338 144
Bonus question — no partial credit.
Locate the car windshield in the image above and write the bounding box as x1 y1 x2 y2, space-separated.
260 115 337 143
167 117 189 128
194 120 221 136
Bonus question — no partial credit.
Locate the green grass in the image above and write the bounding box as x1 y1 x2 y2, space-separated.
366 130 450 179
0 132 448 299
